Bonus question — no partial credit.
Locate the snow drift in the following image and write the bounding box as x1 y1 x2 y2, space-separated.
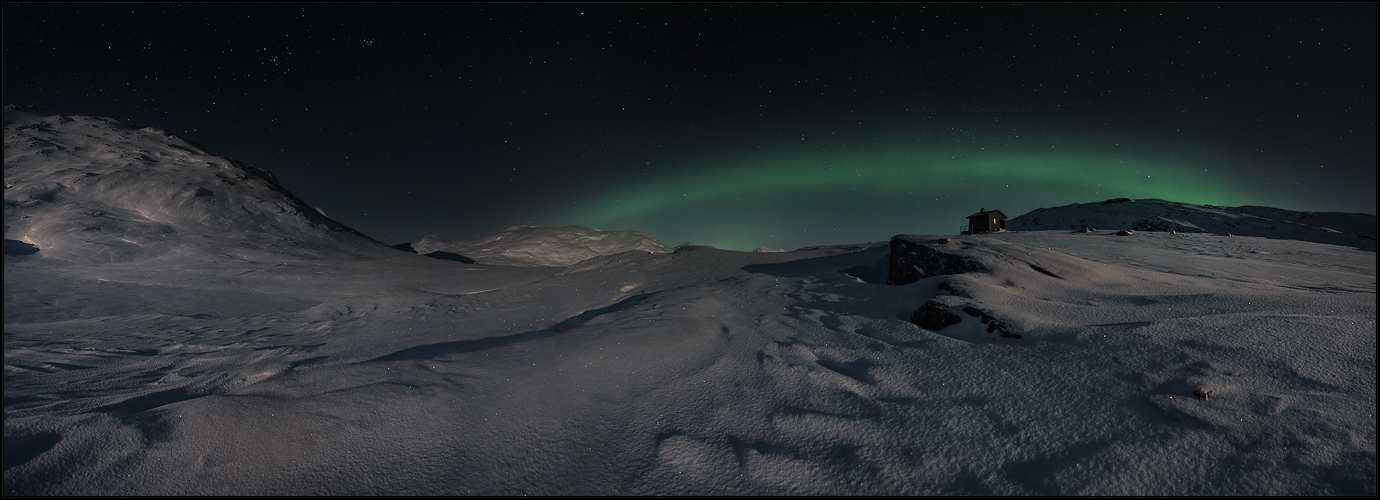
1012 198 1376 250
3 111 1375 496
410 225 673 267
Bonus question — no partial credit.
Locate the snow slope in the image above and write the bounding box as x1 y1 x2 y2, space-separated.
1012 198 1377 250
3 108 389 263
4 113 1376 495
410 225 672 267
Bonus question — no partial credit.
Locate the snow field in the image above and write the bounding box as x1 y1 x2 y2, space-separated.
5 110 1374 495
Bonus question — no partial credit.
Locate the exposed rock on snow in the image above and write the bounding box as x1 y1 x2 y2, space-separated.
2 109 388 262
909 299 962 330
1013 198 1376 250
887 235 986 285
412 225 672 267
961 305 1021 338
937 278 963 296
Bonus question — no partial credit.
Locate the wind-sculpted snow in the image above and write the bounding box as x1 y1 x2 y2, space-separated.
3 113 1374 495
411 225 673 267
3 109 388 263
5 229 1374 495
1012 198 1376 250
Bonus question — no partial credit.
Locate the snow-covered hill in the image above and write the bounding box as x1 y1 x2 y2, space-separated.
408 225 673 267
1011 198 1376 250
3 112 1375 496
3 108 388 263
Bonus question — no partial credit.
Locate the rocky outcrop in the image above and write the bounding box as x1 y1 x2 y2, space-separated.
910 300 963 330
909 298 1022 340
887 236 985 285
962 306 1021 339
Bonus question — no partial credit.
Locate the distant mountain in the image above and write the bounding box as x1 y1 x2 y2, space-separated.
412 225 673 267
3 108 389 262
1011 198 1376 250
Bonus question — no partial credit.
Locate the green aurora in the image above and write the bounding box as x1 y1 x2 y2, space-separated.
545 134 1294 251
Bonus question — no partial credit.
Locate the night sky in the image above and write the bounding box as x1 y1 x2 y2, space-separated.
4 4 1375 251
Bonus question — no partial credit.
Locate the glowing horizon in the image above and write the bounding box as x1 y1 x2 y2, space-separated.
546 132 1262 251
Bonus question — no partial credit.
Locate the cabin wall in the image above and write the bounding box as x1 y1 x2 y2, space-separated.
967 214 1008 233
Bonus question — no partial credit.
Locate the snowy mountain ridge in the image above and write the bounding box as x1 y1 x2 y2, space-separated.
1012 198 1376 250
3 108 388 263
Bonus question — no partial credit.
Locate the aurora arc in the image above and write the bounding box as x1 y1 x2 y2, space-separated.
559 142 1255 251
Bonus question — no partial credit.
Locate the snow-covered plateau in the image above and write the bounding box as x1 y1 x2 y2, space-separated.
4 110 1376 495
407 225 672 267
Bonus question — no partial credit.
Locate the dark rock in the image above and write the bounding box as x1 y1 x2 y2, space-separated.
1116 230 1134 236
1130 219 1173 232
937 279 964 296
888 237 985 286
959 305 1021 339
910 300 963 331
988 321 1021 339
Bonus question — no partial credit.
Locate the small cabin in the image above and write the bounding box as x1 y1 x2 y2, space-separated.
961 208 1008 235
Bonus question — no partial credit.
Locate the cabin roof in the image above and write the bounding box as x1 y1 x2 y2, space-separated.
967 209 1007 219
